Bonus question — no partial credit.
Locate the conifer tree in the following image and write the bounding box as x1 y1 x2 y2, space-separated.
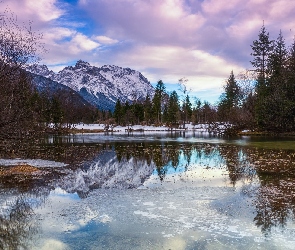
268 30 288 85
218 71 240 122
144 94 153 125
113 99 122 124
183 95 192 123
250 24 273 82
152 80 166 124
251 24 273 129
166 91 179 124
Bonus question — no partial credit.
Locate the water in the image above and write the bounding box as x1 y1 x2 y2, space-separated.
1 132 295 249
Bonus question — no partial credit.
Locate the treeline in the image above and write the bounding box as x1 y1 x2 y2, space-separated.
112 80 217 127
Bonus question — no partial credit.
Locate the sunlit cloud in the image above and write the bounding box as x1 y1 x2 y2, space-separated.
70 33 100 51
94 36 118 45
25 0 64 22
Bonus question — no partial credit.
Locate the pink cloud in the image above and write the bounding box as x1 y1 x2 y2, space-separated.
80 0 295 69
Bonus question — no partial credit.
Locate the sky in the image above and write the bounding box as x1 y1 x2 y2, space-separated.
2 0 295 103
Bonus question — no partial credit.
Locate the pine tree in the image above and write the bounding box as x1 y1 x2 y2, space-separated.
268 30 288 85
251 24 273 82
250 24 274 129
113 99 122 124
51 96 64 128
183 95 192 122
152 80 166 124
166 91 179 124
218 71 240 122
144 94 153 125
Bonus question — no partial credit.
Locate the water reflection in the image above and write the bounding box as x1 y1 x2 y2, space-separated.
1 134 295 247
0 195 40 249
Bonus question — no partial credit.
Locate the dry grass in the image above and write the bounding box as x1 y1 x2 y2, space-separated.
0 164 40 176
69 128 105 134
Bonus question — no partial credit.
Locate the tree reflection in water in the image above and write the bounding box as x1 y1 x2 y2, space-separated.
114 142 295 234
0 196 40 250
222 146 295 235
251 149 295 235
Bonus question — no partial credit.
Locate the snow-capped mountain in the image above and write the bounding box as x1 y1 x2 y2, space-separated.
27 60 155 110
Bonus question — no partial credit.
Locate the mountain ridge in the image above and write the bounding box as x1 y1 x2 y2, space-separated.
27 60 155 111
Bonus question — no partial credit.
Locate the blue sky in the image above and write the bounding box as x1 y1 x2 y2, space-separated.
3 0 295 103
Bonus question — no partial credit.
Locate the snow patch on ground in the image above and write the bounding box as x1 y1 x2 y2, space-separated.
0 159 67 168
74 123 213 133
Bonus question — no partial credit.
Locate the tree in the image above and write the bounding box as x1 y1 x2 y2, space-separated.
268 30 288 82
192 97 202 124
183 95 192 123
202 101 217 124
0 10 43 83
250 24 273 83
252 30 295 132
152 80 166 124
178 77 191 128
218 71 241 123
51 96 64 128
143 94 153 125
0 10 44 138
113 99 122 124
263 31 291 131
250 24 274 130
132 103 144 124
166 91 180 124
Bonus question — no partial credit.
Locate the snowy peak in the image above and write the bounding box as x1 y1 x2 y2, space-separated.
26 64 55 79
27 60 155 110
75 60 91 69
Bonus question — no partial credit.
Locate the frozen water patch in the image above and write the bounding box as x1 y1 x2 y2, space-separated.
99 214 112 223
0 158 67 168
32 185 295 249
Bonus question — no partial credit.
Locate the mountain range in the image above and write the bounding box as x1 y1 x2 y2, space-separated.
27 60 155 111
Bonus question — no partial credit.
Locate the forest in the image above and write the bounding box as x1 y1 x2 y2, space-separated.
1 11 295 138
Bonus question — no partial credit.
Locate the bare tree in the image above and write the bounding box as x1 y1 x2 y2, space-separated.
0 9 43 69
178 77 192 128
0 10 44 138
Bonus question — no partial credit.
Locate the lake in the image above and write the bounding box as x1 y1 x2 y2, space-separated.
1 132 295 250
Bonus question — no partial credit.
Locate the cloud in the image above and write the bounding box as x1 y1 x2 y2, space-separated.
40 27 100 64
0 0 63 25
3 0 295 102
79 0 295 67
79 0 205 46
71 33 100 51
118 45 242 78
94 36 118 45
99 44 243 98
25 0 64 22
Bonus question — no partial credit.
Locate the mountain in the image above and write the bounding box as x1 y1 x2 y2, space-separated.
27 60 155 111
29 72 95 109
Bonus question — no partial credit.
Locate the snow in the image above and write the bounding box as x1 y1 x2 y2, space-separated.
0 158 67 168
74 123 213 133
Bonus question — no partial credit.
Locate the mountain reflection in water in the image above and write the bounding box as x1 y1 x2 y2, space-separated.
1 134 295 249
